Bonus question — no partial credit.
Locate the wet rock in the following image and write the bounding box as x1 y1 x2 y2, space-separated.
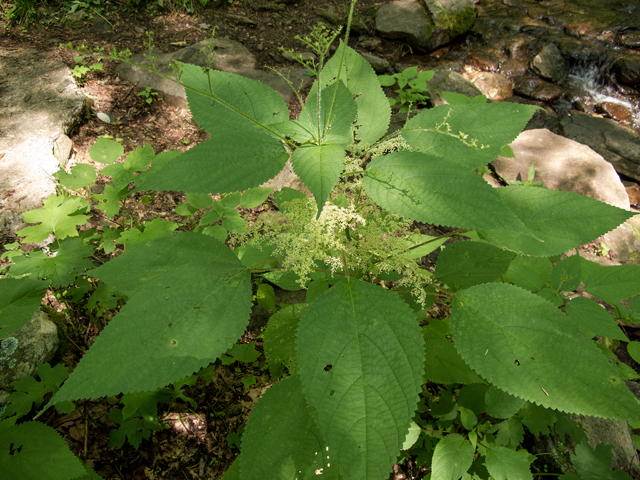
619 32 640 49
614 53 640 86
360 52 391 73
520 17 551 36
115 38 311 107
0 47 86 237
556 36 608 63
465 51 500 71
531 43 567 83
467 71 513 100
595 102 634 125
513 76 563 101
559 114 640 182
375 0 477 53
563 23 595 39
0 310 59 405
504 36 531 60
492 129 630 210
499 59 528 76
426 69 482 106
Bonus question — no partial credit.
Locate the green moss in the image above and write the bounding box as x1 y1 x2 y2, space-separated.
435 5 477 36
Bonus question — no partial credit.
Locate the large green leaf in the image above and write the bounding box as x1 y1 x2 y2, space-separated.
296 278 424 480
402 103 538 169
137 64 289 195
503 254 552 291
263 304 307 375
582 263 640 305
0 278 48 339
478 187 634 257
565 297 628 341
363 151 532 235
292 144 346 215
321 42 391 145
0 421 88 480
431 434 474 480
239 376 335 480
451 282 640 420
9 238 93 287
485 446 535 480
52 232 251 402
291 82 356 214
423 337 484 385
435 240 515 288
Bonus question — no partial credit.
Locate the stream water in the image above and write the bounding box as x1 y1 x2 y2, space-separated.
403 0 640 132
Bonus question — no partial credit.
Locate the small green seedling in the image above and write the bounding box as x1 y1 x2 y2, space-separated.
137 86 160 104
378 66 434 111
507 162 544 187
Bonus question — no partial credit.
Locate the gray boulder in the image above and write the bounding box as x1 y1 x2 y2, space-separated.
559 114 640 183
375 0 477 52
115 38 311 106
0 47 86 238
571 414 640 471
0 310 59 406
492 129 630 210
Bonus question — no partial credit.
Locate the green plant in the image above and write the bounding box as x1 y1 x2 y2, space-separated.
4 0 36 26
137 86 160 104
2 2 640 478
60 43 104 83
507 162 544 187
378 65 434 111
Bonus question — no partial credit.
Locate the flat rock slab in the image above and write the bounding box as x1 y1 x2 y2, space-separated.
0 47 86 238
559 114 640 183
115 38 311 107
492 129 630 210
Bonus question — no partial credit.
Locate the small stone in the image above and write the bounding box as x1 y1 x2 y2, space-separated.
226 14 256 26
465 52 500 71
90 184 104 194
595 102 634 125
620 32 640 49
359 37 382 52
614 54 640 86
623 181 640 205
53 134 73 168
314 6 341 25
134 26 145 34
360 52 391 73
56 79 73 93
563 23 595 38
505 37 530 60
22 93 31 103
469 71 513 100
